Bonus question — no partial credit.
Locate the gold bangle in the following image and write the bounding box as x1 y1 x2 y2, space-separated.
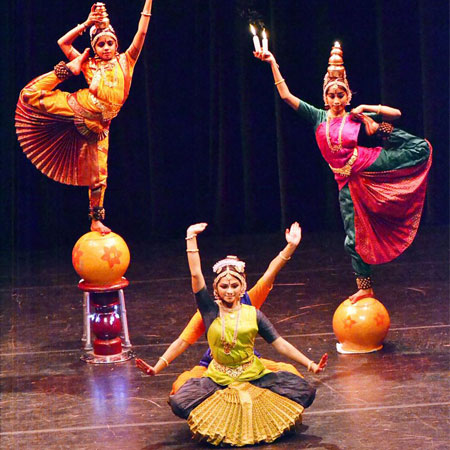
186 249 199 253
307 360 313 372
185 234 196 240
278 251 291 261
274 78 285 86
377 104 382 114
159 356 169 367
141 11 152 17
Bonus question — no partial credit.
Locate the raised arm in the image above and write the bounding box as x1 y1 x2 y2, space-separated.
272 337 328 374
135 223 209 377
57 5 103 60
351 104 402 121
126 0 154 61
186 223 208 294
254 50 300 110
261 222 302 286
249 222 302 309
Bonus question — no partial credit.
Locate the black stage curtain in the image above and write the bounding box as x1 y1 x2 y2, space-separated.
1 0 448 253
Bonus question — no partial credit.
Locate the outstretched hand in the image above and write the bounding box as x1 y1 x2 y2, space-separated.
186 223 208 238
285 222 302 247
311 353 328 374
253 50 276 64
136 358 156 376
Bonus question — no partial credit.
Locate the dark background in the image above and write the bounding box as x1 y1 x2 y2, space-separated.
1 0 448 255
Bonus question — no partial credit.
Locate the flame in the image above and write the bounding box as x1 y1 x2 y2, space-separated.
262 29 267 39
250 24 256 36
334 41 341 48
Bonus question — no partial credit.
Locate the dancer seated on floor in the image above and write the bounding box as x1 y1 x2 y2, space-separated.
254 42 432 303
137 223 327 446
136 222 307 393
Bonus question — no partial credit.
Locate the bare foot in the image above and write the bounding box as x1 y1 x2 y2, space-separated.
348 288 374 304
90 220 111 235
66 48 90 76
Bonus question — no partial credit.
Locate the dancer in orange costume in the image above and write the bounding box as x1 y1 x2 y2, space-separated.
16 1 153 234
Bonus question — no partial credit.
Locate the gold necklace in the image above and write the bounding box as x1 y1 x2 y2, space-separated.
326 112 347 152
100 60 118 88
220 306 241 354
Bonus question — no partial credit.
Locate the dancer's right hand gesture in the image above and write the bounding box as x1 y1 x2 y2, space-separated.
186 223 208 238
253 50 276 64
85 4 104 27
136 358 156 376
186 223 208 293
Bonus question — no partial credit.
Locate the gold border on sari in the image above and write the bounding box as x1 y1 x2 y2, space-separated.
329 147 358 177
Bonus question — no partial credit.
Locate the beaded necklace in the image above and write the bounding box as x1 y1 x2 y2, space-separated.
90 58 119 90
99 60 119 88
219 306 241 354
326 112 347 152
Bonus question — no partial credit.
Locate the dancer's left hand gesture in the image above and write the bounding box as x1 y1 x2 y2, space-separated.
310 353 328 374
351 108 379 136
285 222 302 247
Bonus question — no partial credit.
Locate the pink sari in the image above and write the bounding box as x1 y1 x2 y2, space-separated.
350 144 432 264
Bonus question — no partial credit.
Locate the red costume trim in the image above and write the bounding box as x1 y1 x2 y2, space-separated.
350 143 432 264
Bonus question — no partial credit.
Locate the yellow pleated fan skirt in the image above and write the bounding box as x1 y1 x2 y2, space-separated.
187 382 304 447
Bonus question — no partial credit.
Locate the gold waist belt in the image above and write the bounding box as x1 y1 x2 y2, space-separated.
88 93 122 121
212 357 254 379
67 94 103 122
329 147 358 177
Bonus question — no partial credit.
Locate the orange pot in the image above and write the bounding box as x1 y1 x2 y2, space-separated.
332 297 390 354
72 231 130 287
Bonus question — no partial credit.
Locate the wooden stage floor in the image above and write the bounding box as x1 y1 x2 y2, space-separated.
1 226 449 449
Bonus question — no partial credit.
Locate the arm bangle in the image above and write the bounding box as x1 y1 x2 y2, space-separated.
279 251 291 261
185 234 196 240
274 78 285 86
141 12 152 17
159 356 169 367
307 360 313 372
186 249 199 253
376 104 382 114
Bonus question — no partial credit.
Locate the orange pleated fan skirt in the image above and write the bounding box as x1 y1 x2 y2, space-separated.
15 98 90 186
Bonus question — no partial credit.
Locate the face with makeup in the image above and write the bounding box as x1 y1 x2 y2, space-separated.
94 35 118 61
215 274 244 308
325 84 349 116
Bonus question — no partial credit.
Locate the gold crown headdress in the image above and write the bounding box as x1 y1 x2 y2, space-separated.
89 3 118 48
212 256 247 292
323 41 352 106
